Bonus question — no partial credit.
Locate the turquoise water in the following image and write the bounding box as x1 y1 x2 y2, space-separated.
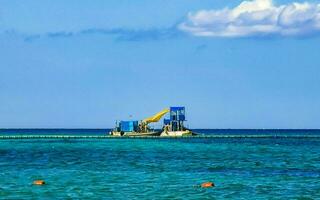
1 130 320 199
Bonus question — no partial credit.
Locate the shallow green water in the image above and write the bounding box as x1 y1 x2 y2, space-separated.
1 138 320 199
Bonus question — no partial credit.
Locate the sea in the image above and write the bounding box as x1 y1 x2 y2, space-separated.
0 129 320 199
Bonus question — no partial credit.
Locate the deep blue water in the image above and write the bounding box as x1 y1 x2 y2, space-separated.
0 129 320 199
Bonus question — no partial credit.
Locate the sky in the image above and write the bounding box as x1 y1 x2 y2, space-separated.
1 0 320 129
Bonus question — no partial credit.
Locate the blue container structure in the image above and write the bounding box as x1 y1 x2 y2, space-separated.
164 107 186 131
119 121 139 132
170 107 185 121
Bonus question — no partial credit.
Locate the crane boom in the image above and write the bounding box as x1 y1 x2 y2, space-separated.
142 108 169 124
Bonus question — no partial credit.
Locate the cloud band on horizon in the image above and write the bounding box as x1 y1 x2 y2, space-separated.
179 0 320 37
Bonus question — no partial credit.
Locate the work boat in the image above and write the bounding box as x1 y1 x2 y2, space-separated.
110 109 169 136
160 107 193 137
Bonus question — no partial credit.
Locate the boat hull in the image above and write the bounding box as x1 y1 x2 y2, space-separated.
160 130 193 137
109 131 161 137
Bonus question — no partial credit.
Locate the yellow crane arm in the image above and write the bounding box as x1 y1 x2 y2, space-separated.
142 108 169 124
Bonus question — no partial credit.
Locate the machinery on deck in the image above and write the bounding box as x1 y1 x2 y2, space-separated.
110 109 169 136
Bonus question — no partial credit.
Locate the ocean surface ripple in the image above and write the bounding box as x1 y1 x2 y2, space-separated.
0 129 320 199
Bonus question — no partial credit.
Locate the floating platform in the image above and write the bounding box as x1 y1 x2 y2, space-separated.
0 135 320 139
160 130 194 137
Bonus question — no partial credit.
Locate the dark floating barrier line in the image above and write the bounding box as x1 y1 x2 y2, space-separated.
0 135 320 139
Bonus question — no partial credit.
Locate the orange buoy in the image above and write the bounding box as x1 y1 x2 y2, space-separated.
201 182 214 188
33 180 45 185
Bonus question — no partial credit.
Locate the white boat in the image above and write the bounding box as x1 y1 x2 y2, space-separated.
160 129 193 137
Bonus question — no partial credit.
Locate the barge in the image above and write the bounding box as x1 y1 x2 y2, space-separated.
110 107 194 137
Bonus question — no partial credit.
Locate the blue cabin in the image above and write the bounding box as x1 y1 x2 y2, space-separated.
163 107 186 131
119 121 139 132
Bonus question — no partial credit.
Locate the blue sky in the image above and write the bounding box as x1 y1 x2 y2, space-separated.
1 0 320 128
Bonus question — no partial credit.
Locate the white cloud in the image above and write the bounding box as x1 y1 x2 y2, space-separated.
179 0 320 37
